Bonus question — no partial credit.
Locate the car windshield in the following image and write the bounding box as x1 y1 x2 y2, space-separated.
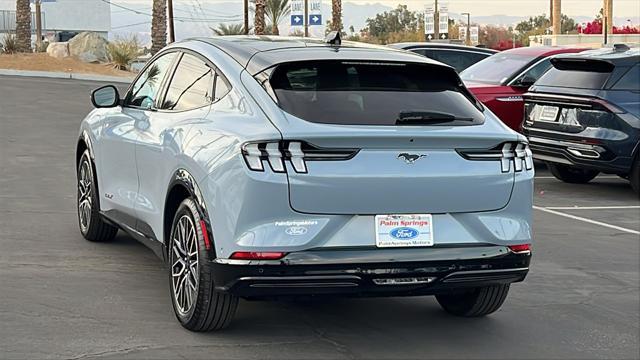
460 53 536 85
266 60 484 126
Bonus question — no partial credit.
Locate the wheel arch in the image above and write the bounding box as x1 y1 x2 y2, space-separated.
164 169 215 260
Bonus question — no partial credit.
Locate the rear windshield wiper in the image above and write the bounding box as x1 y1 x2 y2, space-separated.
396 111 474 125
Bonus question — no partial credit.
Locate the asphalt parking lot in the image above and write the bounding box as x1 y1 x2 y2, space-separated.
0 75 638 359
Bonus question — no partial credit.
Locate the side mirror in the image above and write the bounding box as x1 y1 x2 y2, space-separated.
515 75 536 88
91 85 120 108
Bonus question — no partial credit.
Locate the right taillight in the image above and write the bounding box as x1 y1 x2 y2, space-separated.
241 140 358 174
508 244 532 254
457 142 533 173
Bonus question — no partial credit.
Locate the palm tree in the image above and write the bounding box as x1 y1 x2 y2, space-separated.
331 0 342 33
15 0 31 52
254 0 266 35
251 0 289 35
212 23 248 36
151 0 167 54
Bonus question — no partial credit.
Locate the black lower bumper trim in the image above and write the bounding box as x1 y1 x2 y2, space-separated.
210 246 531 298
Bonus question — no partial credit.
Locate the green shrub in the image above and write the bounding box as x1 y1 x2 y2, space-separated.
1 33 17 54
108 35 140 70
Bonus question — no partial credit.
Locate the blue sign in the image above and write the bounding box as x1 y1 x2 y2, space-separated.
290 15 303 26
308 14 322 26
390 227 419 240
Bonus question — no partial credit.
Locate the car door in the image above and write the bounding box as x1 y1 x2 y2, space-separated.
134 51 217 244
99 51 178 225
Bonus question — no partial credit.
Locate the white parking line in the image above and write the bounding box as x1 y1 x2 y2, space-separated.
545 206 640 210
533 206 640 235
535 176 620 179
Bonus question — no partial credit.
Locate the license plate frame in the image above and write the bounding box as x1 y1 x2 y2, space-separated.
375 214 434 248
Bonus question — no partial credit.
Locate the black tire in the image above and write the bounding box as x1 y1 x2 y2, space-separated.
547 163 599 184
630 156 640 197
169 198 238 331
436 284 510 317
77 150 118 242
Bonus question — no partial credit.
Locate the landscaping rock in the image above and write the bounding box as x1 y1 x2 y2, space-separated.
46 42 69 59
68 32 109 63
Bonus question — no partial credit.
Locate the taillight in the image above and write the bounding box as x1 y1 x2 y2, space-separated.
457 142 533 173
508 244 532 254
241 141 358 174
229 251 287 260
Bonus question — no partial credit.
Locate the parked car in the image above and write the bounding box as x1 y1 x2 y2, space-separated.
523 45 640 195
76 36 533 331
461 46 587 131
388 42 497 73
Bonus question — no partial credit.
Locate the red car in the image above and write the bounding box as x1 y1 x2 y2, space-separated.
461 46 587 131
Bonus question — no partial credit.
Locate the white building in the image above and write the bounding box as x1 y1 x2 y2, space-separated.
40 0 111 40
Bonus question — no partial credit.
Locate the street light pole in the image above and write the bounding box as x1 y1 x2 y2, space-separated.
434 0 439 41
167 0 175 43
461 12 470 46
243 0 249 34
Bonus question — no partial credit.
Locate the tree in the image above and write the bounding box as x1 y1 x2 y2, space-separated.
151 0 167 55
264 0 289 35
254 0 266 35
361 5 420 44
212 23 247 36
331 0 342 32
515 13 577 45
15 0 31 52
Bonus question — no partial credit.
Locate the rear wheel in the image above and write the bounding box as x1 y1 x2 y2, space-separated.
630 157 640 197
547 163 599 184
77 150 118 242
436 284 510 317
169 198 238 331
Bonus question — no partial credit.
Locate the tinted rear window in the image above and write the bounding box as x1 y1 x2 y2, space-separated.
460 53 535 85
536 59 613 89
267 60 484 126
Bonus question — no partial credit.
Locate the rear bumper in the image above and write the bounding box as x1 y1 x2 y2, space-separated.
209 245 531 298
524 133 633 174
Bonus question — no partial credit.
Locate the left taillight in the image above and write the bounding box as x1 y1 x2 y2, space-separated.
241 140 358 174
457 142 533 173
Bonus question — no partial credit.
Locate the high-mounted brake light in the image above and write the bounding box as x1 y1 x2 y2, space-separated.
241 141 358 174
229 251 287 260
457 142 533 173
508 244 531 254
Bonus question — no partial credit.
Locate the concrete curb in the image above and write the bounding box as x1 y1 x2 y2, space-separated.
0 69 133 83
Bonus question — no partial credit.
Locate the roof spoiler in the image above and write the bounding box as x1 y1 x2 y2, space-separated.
550 57 614 73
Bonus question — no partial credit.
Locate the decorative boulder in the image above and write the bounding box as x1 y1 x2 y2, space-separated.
68 32 109 63
46 42 69 59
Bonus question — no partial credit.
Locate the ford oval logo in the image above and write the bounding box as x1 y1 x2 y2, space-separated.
390 227 419 240
285 226 308 236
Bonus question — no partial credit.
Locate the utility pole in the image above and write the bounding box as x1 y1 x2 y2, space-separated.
243 0 249 34
304 0 309 37
35 0 42 49
167 0 175 43
434 0 439 41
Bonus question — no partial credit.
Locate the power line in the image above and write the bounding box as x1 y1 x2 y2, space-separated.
112 21 151 30
100 0 241 22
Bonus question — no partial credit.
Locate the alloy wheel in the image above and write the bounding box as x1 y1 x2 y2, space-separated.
171 215 199 315
77 158 93 233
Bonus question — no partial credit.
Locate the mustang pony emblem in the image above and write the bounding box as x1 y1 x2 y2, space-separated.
397 153 427 164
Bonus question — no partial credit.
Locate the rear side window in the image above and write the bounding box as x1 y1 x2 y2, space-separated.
536 59 613 90
162 53 214 111
428 50 489 72
612 65 640 91
267 60 484 126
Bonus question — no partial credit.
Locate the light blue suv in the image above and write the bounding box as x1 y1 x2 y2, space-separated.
76 35 533 331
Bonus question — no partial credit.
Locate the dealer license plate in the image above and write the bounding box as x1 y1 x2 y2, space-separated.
537 105 560 122
375 214 434 248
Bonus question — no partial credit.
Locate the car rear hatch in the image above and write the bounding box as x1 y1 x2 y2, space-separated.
252 60 522 214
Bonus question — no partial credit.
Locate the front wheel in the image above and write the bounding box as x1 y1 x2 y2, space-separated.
436 284 510 317
77 150 118 242
630 157 640 197
547 163 599 184
169 198 238 331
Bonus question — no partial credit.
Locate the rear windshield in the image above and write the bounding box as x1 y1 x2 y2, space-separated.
460 53 535 85
266 60 484 126
536 68 611 89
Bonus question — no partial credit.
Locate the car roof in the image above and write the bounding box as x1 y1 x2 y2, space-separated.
499 46 587 57
551 46 640 66
388 42 498 54
190 36 445 75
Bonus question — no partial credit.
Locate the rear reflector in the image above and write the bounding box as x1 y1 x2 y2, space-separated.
508 244 532 254
229 251 287 260
199 220 211 250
